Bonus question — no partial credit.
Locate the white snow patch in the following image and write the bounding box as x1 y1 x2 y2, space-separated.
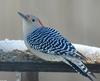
73 43 100 55
0 39 27 52
73 43 100 62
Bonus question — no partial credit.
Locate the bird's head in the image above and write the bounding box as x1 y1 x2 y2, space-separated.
18 12 43 26
18 12 43 35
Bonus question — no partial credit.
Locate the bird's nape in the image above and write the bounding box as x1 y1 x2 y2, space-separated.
38 19 43 26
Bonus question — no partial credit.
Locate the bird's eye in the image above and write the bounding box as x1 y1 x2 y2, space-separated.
32 19 35 22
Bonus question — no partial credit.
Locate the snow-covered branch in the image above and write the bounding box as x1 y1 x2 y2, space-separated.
0 39 100 63
0 39 27 52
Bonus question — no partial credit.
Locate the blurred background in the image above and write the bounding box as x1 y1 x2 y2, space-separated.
0 0 100 81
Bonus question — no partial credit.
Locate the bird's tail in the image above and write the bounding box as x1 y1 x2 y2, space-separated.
63 57 96 81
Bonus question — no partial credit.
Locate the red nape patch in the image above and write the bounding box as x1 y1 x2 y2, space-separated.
38 19 43 26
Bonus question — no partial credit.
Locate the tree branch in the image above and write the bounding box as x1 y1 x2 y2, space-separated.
0 39 100 63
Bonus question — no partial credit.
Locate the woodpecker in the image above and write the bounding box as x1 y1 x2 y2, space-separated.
18 12 96 81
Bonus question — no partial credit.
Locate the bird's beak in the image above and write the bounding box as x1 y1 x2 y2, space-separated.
18 12 27 20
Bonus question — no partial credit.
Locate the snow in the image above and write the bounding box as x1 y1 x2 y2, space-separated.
0 39 27 52
73 43 100 54
73 43 100 55
73 43 100 63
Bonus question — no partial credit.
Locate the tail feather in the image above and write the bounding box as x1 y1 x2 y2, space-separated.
87 72 96 81
63 58 96 81
89 72 96 79
76 51 87 61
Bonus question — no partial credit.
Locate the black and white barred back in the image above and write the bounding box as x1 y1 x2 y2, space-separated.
26 27 96 81
27 27 76 55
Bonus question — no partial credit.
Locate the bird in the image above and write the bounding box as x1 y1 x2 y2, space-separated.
18 12 96 81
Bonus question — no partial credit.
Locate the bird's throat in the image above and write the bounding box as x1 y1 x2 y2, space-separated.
22 20 40 38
